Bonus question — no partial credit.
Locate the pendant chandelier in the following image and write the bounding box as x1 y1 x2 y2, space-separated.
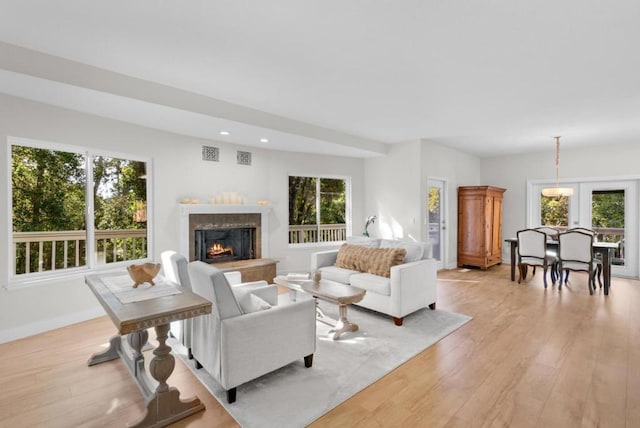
541 136 574 197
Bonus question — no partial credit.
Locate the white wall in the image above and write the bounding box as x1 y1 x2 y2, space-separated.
364 141 422 240
420 140 482 268
0 94 364 342
481 142 640 262
363 139 483 269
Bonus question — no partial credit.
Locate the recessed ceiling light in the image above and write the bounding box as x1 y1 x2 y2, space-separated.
220 131 230 136
260 138 269 143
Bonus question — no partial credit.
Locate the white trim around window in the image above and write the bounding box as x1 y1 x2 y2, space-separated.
6 136 154 289
287 173 352 247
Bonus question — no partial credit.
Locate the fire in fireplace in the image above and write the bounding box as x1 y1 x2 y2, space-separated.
194 227 256 264
208 242 234 258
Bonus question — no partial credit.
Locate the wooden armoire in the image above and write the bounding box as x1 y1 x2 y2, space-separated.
457 186 506 269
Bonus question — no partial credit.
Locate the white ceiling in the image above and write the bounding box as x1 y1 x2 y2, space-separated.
1 0 639 158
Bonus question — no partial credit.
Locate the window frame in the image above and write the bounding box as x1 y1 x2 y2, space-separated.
526 180 579 227
7 136 154 288
287 173 351 248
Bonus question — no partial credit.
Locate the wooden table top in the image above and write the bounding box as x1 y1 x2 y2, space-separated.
86 272 212 335
274 275 366 305
505 238 619 249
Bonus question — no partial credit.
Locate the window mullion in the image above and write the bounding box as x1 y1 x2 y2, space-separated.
85 152 95 268
316 178 321 242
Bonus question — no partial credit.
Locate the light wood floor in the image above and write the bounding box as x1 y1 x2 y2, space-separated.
1 265 638 427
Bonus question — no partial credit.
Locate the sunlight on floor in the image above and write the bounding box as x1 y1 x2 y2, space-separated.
106 398 121 415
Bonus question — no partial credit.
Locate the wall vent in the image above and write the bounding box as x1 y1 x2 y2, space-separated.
202 146 220 162
237 150 252 166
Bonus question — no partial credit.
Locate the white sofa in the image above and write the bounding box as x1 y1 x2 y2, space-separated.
311 237 437 326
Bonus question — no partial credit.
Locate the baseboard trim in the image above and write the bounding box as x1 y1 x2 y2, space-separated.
0 307 106 344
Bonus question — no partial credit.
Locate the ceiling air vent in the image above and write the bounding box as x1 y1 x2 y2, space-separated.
237 150 252 166
202 145 220 162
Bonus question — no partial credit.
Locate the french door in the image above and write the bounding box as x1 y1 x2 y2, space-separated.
529 179 638 278
427 178 447 269
579 181 637 278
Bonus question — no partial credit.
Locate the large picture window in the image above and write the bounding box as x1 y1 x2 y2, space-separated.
9 138 151 281
288 175 349 244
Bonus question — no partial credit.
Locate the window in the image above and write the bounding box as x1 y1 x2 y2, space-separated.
288 175 349 244
9 138 151 280
592 189 625 244
540 194 569 227
530 181 577 229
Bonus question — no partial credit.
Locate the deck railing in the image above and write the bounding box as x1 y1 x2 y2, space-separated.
289 224 347 244
12 229 147 275
548 226 625 262
593 227 625 263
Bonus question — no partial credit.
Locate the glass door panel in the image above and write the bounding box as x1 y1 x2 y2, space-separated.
580 181 637 278
427 179 446 269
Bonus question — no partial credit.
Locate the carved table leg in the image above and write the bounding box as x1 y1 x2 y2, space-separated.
314 300 337 327
126 330 156 400
329 304 359 340
127 329 149 377
128 323 204 428
88 335 121 366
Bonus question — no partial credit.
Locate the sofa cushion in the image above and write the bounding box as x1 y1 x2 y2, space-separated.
319 265 359 284
346 236 381 248
350 273 391 296
335 243 406 278
420 241 433 259
380 239 424 263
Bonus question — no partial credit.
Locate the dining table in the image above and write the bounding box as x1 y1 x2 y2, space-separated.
505 238 619 295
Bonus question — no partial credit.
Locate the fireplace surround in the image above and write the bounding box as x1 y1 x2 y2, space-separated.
178 204 271 263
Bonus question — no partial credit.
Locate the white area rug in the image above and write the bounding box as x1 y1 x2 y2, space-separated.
171 298 471 428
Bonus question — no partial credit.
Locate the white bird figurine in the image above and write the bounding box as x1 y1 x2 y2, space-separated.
363 215 376 237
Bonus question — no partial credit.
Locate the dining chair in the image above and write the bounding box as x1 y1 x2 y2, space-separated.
517 229 557 288
533 226 561 278
565 228 603 288
558 230 599 295
534 226 560 241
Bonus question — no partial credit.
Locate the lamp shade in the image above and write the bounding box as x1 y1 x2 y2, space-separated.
541 186 574 197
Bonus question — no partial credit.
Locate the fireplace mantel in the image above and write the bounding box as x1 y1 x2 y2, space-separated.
178 204 271 261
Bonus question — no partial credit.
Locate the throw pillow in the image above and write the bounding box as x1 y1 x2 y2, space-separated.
335 243 370 271
235 290 272 314
366 247 406 277
335 243 406 278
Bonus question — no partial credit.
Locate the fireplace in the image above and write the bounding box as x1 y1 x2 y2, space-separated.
179 205 270 263
194 226 256 263
178 204 274 282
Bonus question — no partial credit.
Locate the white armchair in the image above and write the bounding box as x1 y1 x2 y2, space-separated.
161 251 281 360
188 261 317 403
161 250 194 358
